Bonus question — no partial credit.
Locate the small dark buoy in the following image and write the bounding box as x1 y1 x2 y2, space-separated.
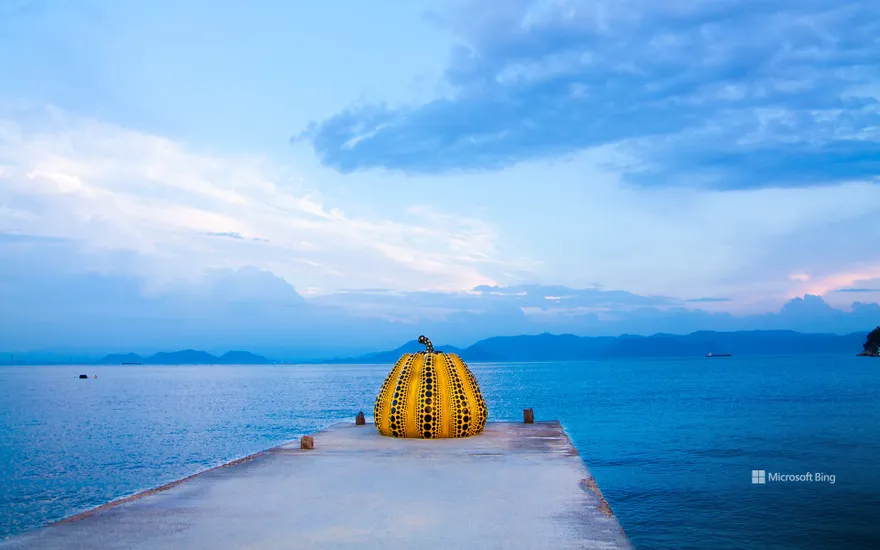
78 374 88 379
355 411 366 425
523 408 535 424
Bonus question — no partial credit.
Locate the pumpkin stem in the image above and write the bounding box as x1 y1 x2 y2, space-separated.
418 335 434 353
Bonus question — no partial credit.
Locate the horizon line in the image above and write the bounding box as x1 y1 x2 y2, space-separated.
2 327 874 361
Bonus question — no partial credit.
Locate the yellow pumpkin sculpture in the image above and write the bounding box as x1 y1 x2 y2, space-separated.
374 335 488 438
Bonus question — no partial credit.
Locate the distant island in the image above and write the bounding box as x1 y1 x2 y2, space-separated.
857 326 880 357
5 329 879 365
322 329 870 363
99 349 270 365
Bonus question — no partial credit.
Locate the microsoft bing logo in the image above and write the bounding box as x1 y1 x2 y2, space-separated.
751 470 766 484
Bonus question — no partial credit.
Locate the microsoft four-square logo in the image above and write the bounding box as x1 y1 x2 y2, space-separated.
752 470 766 484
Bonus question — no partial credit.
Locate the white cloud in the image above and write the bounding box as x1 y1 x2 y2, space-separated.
281 136 880 311
0 104 515 292
2 103 878 314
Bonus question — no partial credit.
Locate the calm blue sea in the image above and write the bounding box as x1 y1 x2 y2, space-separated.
1 356 879 549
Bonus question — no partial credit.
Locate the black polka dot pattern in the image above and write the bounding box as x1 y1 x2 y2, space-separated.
374 354 407 432
387 354 416 438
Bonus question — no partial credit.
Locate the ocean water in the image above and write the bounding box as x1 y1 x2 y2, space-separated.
1 356 878 549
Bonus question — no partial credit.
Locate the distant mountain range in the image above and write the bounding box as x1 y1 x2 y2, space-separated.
3 330 871 365
98 349 270 365
321 330 869 363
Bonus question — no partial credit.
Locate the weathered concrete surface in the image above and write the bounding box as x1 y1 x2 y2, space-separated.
1 422 633 550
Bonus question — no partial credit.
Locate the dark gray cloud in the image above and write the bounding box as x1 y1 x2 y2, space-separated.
204 231 244 240
835 288 880 292
297 0 880 189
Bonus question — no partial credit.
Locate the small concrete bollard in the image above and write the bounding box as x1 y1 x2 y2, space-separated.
523 408 535 424
355 411 366 425
300 435 314 450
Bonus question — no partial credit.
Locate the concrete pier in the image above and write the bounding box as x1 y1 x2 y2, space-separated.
1 421 633 549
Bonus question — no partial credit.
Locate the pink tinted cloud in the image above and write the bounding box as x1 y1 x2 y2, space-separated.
787 266 880 299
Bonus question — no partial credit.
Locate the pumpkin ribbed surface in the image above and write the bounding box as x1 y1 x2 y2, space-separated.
374 335 488 438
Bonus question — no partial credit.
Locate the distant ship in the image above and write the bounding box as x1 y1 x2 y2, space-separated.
121 361 141 365
705 353 732 358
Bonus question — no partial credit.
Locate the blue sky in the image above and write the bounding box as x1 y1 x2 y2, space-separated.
1 0 879 354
